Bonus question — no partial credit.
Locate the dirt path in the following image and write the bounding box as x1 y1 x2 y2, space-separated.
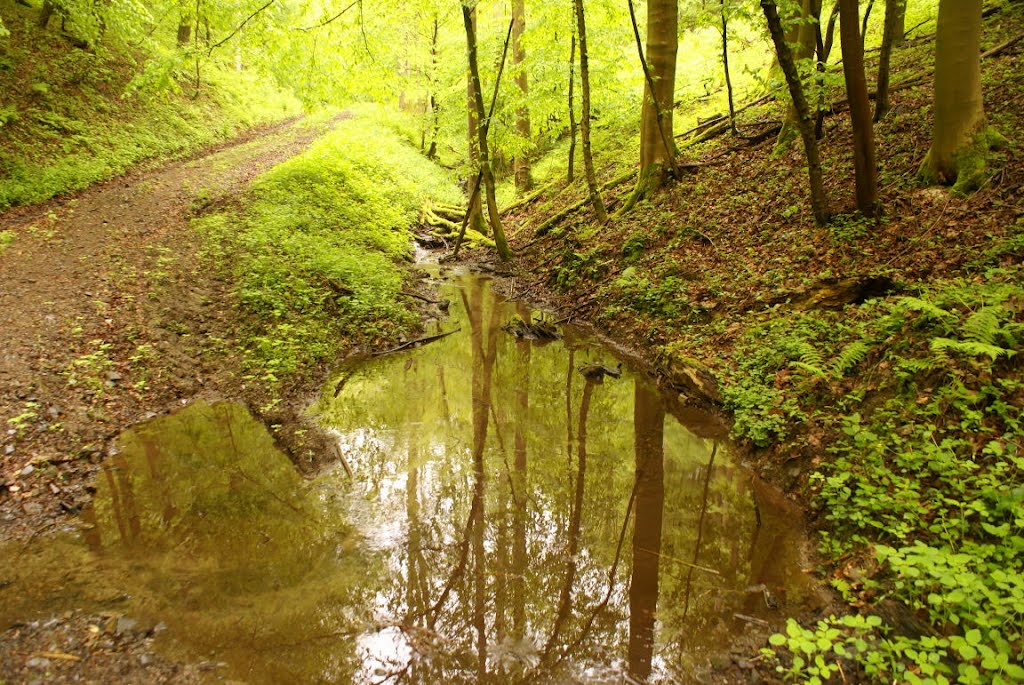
0 116 338 544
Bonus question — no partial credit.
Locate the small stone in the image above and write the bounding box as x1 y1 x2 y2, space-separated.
26 657 51 669
116 617 139 636
139 654 152 666
4 445 14 455
106 371 122 382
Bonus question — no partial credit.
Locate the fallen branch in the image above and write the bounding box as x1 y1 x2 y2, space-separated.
373 328 461 357
500 182 556 215
532 170 637 238
399 290 443 305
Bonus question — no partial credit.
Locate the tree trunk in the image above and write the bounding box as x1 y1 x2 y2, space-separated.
631 0 678 201
893 0 906 46
462 2 512 260
627 382 665 682
465 7 486 236
919 0 1003 193
874 0 902 121
775 0 818 155
426 14 440 159
512 0 532 193
567 33 578 186
721 12 737 135
762 0 830 226
839 0 879 217
860 0 875 48
177 14 192 46
38 0 56 29
572 0 608 223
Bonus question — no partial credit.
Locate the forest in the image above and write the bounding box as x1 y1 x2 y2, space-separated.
1 0 1022 682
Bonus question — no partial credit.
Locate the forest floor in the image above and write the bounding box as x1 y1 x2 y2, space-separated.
0 115 342 540
0 115 353 683
494 7 1024 683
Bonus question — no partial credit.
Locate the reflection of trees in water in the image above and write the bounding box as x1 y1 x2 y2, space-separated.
320 274 810 684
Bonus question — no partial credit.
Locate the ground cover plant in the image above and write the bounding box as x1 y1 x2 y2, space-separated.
194 116 461 391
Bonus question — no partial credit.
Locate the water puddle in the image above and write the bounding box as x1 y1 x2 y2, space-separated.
0 271 823 683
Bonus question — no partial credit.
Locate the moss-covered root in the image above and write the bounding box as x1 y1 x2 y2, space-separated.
918 126 1009 195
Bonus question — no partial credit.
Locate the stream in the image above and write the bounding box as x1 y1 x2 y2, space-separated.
0 267 822 683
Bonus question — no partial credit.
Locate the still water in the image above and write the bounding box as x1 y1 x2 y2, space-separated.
0 272 821 683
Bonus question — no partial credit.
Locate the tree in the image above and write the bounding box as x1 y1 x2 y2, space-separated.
838 0 878 216
461 0 512 260
761 0 829 225
773 0 818 156
873 0 903 122
625 0 678 206
465 6 487 237
572 0 607 223
512 0 531 193
918 0 1005 194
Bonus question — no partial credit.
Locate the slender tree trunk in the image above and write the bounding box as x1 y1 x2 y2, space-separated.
861 0 875 48
462 2 512 260
512 0 532 193
874 0 902 121
426 14 440 159
567 33 578 186
629 0 678 203
465 7 486 236
919 0 1002 193
572 0 608 223
721 11 737 135
775 0 818 155
840 0 879 217
762 0 830 226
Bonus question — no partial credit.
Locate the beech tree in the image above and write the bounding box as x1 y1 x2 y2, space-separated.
572 0 607 223
461 0 512 259
761 0 829 226
511 0 531 193
919 0 1005 194
874 0 903 122
839 0 878 216
627 0 678 204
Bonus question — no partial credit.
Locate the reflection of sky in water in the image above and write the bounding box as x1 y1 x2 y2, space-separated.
0 273 823 684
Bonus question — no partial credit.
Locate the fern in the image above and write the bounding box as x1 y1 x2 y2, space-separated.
962 306 1005 346
896 296 954 322
830 340 870 377
791 361 828 378
930 337 1017 363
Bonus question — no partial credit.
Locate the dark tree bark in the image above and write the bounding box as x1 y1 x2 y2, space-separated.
861 0 875 47
462 1 512 260
839 0 879 216
38 0 57 29
721 10 737 134
572 0 608 223
762 0 830 225
874 0 903 121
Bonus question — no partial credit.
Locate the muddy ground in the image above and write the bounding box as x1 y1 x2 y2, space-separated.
0 118 353 682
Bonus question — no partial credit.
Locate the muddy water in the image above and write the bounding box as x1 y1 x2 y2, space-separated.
0 271 821 684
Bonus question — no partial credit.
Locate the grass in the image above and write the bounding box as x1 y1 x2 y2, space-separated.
0 1 301 211
194 116 460 390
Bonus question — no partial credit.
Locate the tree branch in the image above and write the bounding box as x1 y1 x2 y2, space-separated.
295 0 358 32
207 0 275 54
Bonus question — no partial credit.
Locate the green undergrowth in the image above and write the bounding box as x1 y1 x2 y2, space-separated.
195 117 459 392
0 5 299 211
717 262 1024 683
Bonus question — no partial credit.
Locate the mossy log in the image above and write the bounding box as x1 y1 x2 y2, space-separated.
532 170 637 238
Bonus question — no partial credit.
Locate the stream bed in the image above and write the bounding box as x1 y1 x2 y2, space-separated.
0 269 823 683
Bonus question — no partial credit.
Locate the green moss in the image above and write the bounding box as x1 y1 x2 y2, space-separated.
195 118 459 385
